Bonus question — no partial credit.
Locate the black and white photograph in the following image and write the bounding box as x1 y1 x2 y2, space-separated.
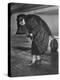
8 3 59 77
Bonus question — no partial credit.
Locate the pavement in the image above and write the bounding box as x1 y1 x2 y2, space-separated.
10 34 58 77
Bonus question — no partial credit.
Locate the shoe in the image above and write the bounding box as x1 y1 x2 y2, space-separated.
28 61 36 66
35 60 42 65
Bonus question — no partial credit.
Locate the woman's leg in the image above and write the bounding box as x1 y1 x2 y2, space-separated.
32 55 36 63
28 55 36 66
36 55 41 61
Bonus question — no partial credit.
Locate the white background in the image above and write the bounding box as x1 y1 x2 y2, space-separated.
0 0 60 80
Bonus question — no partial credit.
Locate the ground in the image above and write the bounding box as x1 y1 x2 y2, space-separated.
10 34 58 77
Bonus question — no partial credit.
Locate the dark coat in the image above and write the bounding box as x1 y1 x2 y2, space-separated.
25 14 52 55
